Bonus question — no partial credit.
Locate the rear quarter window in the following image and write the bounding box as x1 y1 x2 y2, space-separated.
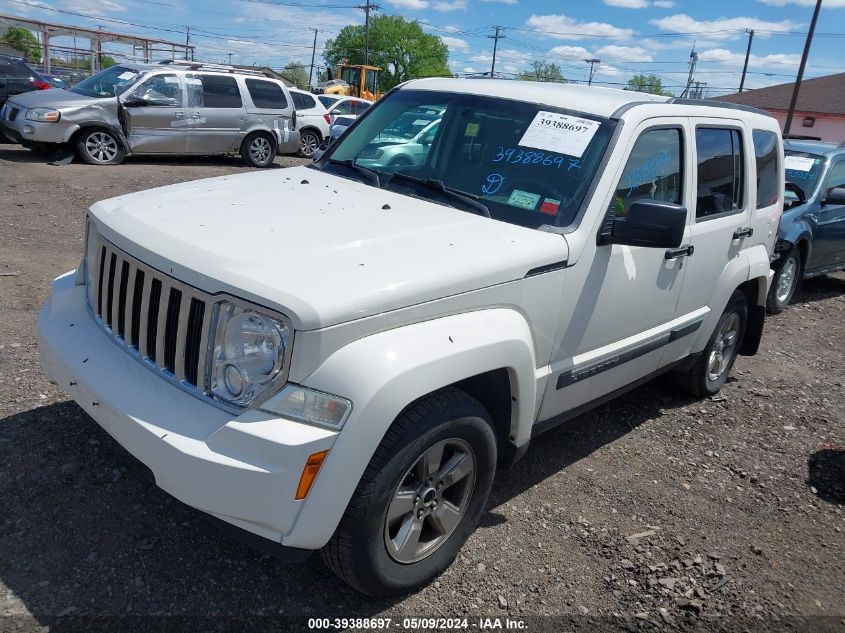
246 79 288 110
200 75 242 108
752 130 780 209
291 92 317 110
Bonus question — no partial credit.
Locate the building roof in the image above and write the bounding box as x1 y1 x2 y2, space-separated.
716 72 845 116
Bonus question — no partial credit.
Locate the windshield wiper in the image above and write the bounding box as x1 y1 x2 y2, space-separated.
388 173 491 218
326 158 381 188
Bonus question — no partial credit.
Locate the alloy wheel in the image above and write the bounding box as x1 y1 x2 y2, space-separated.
85 132 118 163
300 132 319 157
775 256 798 305
384 438 476 564
249 137 272 165
707 312 740 382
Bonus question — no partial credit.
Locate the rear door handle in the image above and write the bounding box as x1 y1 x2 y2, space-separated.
732 227 754 239
173 110 184 118
665 245 694 260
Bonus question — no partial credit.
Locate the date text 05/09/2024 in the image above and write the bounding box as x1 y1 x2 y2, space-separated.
307 617 528 630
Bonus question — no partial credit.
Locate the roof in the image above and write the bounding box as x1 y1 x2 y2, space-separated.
716 73 845 116
784 139 845 157
405 78 670 118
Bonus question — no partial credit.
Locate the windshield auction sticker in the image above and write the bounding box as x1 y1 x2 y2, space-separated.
518 111 600 158
784 155 816 172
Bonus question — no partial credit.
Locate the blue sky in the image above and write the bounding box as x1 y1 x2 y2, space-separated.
2 0 844 95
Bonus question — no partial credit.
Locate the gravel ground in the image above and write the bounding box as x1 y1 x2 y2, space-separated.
1 142 843 632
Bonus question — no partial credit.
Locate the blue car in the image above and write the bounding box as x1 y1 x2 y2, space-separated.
768 141 845 313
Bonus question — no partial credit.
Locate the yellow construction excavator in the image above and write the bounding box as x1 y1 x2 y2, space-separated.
314 62 382 101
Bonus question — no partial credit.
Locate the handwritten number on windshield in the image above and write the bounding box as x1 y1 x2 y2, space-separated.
493 146 581 171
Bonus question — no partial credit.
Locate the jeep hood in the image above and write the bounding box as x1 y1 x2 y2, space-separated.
89 166 569 330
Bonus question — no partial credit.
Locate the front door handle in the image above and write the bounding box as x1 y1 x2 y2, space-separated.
732 227 754 240
665 244 694 260
173 110 184 118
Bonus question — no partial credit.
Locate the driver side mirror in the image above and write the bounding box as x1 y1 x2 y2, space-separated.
607 200 686 249
822 186 845 206
122 97 147 108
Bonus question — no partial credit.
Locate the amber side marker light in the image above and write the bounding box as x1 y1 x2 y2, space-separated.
295 450 330 500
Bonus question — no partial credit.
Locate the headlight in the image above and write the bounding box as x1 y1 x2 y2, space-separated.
260 385 352 430
358 148 383 159
25 108 61 122
209 302 290 407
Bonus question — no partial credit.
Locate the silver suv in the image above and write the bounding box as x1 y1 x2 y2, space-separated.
0 60 299 167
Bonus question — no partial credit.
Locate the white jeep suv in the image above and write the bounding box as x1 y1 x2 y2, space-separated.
38 79 783 596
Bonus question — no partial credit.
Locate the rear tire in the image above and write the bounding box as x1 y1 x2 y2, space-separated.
677 290 747 398
75 128 125 165
767 248 802 314
240 132 276 168
321 388 496 596
298 130 321 158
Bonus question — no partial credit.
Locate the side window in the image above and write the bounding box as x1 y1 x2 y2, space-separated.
291 92 315 110
186 74 203 108
128 74 182 107
246 79 288 109
695 127 744 219
333 101 354 116
753 130 780 209
826 161 845 190
613 128 683 217
200 75 242 108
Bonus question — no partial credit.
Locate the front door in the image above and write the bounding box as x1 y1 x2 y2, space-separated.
185 73 245 154
666 121 754 365
812 159 845 270
123 73 188 153
539 118 693 421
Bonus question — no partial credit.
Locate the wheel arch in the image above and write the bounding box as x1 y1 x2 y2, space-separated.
69 122 130 152
283 308 538 549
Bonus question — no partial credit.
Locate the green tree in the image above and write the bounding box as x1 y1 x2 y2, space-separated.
626 74 672 96
517 61 565 83
281 61 309 89
324 15 450 91
3 26 41 64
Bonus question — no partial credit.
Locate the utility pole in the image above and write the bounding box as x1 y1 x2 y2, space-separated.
738 29 755 92
185 26 190 61
488 26 504 77
680 44 698 98
359 0 379 66
585 58 601 85
308 28 319 87
784 0 823 137
227 52 233 65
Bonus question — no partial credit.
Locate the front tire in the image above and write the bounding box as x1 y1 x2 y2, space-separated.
75 128 125 165
321 388 496 596
677 290 747 398
240 132 276 167
767 248 802 314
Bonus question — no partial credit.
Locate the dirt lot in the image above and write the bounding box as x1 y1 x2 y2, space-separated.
1 142 843 632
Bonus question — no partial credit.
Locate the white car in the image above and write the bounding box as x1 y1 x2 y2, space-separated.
288 88 331 158
318 95 372 124
38 79 783 596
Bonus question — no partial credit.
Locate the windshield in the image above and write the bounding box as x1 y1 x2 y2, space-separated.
324 89 616 229
784 150 825 196
318 95 337 108
70 66 145 98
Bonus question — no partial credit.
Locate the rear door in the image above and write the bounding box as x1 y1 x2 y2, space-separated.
666 120 753 362
123 73 188 153
813 159 845 269
185 73 245 154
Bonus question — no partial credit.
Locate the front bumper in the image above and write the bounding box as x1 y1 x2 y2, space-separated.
0 105 75 145
38 271 337 546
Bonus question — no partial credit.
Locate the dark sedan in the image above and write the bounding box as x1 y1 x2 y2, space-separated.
768 141 845 313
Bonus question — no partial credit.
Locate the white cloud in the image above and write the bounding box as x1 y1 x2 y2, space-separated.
595 63 624 78
441 35 469 52
432 0 467 10
604 0 650 8
653 0 675 6
547 45 592 60
698 47 802 68
479 0 518 3
757 0 845 6
525 14 634 40
594 45 653 62
650 13 799 39
386 0 429 9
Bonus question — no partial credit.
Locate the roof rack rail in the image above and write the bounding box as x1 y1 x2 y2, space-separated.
667 97 770 117
157 59 269 77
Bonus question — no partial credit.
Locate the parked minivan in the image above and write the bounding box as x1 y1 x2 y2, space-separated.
0 60 299 167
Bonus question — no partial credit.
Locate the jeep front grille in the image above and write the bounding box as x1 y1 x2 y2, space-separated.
88 235 210 391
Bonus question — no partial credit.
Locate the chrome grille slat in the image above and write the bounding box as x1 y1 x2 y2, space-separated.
195 305 211 392
124 262 137 346
173 292 191 381
137 272 153 358
102 251 116 329
154 281 172 372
